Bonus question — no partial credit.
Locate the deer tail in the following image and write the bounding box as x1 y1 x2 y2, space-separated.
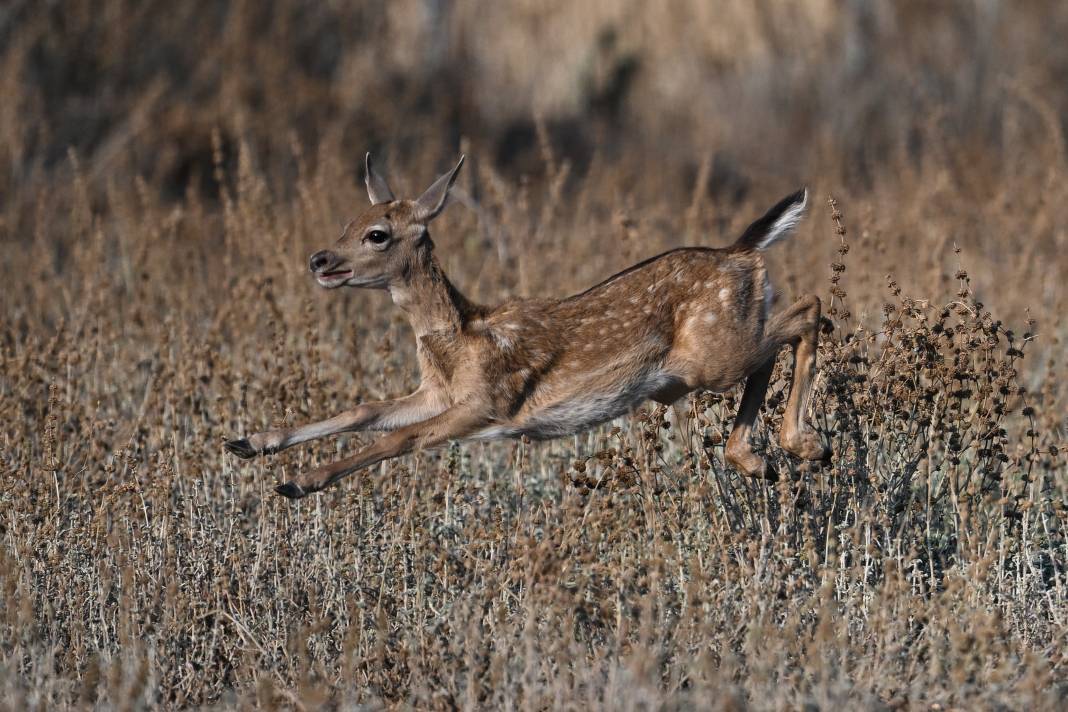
732 188 808 252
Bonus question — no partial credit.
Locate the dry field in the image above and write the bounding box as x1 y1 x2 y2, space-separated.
1 1 1067 709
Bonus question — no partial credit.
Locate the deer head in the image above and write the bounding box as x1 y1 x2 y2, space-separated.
308 153 465 289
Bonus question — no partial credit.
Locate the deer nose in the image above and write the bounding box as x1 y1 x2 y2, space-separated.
309 250 337 273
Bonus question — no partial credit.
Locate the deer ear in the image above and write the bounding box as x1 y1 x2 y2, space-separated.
414 155 465 221
365 153 395 205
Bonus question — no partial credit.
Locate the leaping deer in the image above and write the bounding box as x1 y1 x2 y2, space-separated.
225 154 828 498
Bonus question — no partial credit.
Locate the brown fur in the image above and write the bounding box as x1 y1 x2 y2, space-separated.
225 156 827 498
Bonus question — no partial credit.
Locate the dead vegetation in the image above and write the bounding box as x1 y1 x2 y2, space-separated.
1 1 1066 709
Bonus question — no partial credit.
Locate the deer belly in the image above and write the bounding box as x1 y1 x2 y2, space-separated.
518 369 682 440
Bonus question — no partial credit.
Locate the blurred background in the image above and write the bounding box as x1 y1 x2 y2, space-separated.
2 0 1066 189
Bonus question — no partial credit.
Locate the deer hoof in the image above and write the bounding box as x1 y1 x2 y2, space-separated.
225 438 258 459
274 482 307 499
780 429 829 463
724 447 778 482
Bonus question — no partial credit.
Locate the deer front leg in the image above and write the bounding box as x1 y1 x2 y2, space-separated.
224 388 446 459
274 405 489 499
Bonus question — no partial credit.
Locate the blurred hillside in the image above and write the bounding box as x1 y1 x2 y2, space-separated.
3 1 1066 193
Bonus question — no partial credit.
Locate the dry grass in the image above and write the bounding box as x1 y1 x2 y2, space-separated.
1 1 1067 709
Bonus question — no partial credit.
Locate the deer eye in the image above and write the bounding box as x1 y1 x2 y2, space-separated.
364 230 390 248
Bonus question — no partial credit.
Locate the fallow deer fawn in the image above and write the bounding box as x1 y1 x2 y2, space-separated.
225 154 828 498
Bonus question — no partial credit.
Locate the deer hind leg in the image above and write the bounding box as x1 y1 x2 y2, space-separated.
724 358 775 478
770 294 828 462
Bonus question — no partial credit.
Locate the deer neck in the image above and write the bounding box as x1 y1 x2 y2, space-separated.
389 253 476 339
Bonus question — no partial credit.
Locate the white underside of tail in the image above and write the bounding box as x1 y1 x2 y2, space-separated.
756 189 807 250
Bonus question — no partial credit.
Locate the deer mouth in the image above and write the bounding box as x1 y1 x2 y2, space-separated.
316 268 354 287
